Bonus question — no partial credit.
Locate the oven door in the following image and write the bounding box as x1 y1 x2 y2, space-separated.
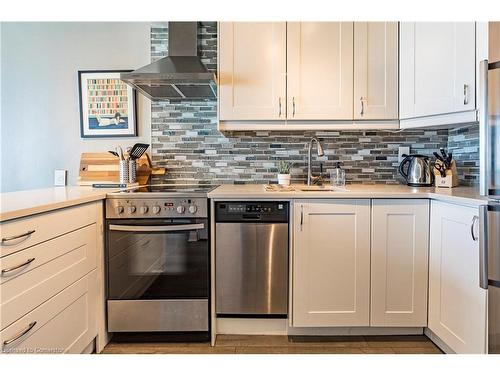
106 218 209 332
107 218 209 300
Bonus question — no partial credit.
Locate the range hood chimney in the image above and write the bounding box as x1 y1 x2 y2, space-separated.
120 22 216 100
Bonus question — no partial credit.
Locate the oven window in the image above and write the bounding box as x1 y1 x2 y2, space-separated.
107 219 209 300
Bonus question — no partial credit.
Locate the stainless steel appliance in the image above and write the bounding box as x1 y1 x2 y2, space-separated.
479 22 500 354
398 154 434 187
215 202 289 316
105 185 215 339
120 22 216 100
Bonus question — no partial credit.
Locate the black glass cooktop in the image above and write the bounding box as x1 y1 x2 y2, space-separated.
126 184 217 194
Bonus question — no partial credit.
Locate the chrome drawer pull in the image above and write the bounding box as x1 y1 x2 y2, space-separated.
3 321 37 346
1 230 35 244
1 258 36 275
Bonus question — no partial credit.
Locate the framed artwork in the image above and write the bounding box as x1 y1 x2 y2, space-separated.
78 70 137 138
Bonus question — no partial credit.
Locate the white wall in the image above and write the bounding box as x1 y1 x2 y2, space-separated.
0 22 151 192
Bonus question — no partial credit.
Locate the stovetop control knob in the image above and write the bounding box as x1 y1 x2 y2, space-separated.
127 205 137 214
140 205 149 214
176 205 186 214
152 205 161 214
188 205 197 214
116 205 124 215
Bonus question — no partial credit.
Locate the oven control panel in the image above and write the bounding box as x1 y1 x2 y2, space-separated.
106 198 208 219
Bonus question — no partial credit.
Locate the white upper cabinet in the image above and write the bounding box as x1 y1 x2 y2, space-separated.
400 22 476 125
428 201 487 354
287 22 354 120
218 22 286 121
354 22 398 120
218 22 399 127
371 200 429 327
292 200 370 327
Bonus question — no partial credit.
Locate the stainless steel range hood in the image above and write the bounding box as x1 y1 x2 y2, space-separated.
120 22 216 100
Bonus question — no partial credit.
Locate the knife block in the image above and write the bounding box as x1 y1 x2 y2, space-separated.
434 160 459 188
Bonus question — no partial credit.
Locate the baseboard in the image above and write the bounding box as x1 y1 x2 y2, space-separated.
287 326 424 336
216 318 424 337
216 318 288 335
424 327 455 354
81 338 96 354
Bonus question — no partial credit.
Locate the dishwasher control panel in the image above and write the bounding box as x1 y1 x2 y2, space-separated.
215 201 289 222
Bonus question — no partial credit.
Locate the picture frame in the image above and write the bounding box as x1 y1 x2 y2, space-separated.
78 70 137 138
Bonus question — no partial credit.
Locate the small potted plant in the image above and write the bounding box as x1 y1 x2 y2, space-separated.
277 161 292 186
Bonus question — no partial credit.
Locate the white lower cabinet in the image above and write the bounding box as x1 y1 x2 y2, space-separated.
371 199 429 327
292 200 370 327
0 271 98 354
428 201 487 354
0 201 103 354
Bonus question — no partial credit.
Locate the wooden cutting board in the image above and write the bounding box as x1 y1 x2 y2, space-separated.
78 152 166 185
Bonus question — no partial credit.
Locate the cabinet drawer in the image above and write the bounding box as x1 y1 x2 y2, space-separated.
1 224 97 330
1 271 97 354
0 202 100 257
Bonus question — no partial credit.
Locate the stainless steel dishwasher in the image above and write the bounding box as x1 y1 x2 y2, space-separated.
215 201 289 317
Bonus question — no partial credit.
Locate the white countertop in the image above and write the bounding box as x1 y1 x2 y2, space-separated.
0 186 113 222
0 183 488 223
208 184 488 207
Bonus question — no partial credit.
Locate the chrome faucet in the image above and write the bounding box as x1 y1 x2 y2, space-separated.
307 137 325 186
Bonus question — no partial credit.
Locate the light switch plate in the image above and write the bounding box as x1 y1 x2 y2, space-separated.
398 147 410 163
54 169 67 186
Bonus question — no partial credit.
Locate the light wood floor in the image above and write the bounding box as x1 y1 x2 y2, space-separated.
102 334 443 354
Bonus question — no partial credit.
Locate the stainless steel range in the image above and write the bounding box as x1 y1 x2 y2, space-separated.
105 185 216 340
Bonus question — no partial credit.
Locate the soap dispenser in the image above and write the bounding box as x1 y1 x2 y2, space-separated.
331 162 345 187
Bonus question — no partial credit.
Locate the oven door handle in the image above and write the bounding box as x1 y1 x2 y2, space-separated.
109 223 205 232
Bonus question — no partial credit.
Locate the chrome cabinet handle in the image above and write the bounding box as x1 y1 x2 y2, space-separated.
300 205 304 231
1 230 35 245
360 97 365 116
278 97 282 117
1 257 36 275
464 84 469 105
479 206 489 289
3 321 37 346
292 97 296 117
471 215 479 241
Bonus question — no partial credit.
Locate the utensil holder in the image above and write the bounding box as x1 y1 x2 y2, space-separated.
119 160 129 184
128 159 137 184
434 160 459 188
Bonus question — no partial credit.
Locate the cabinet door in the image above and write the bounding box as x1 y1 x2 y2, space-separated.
400 22 476 119
428 201 487 354
287 22 354 120
218 22 286 121
292 200 370 327
371 199 429 327
354 22 398 120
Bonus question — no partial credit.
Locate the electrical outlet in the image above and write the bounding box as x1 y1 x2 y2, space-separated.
398 147 410 163
54 169 67 186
